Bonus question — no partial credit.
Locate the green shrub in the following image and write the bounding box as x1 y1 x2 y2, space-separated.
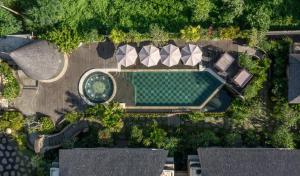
97 128 113 146
41 25 80 53
64 111 82 123
149 24 169 45
271 127 295 148
0 111 24 132
109 29 126 44
0 61 20 100
180 26 201 42
218 27 240 40
38 116 55 134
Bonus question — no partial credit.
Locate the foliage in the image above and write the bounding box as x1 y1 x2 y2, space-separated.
64 111 82 123
40 25 80 53
180 26 201 42
149 24 169 46
24 0 65 31
216 0 244 25
0 111 27 149
109 29 126 44
129 120 179 154
218 27 240 40
188 0 214 22
98 128 113 146
185 112 206 123
247 28 267 48
0 8 21 36
37 116 55 134
81 29 105 44
0 111 24 132
239 54 271 99
246 5 272 30
224 132 242 147
270 127 295 148
30 155 48 176
0 61 20 100
85 102 124 133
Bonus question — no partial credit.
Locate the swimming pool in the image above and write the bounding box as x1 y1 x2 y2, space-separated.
124 70 224 107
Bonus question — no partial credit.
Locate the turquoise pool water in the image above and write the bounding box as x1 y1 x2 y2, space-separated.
125 71 223 106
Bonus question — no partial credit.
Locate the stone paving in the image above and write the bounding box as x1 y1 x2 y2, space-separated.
0 134 34 176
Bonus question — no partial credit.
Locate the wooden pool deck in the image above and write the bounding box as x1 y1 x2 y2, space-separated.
13 40 247 121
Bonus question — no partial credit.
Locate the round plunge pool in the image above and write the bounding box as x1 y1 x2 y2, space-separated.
79 69 116 105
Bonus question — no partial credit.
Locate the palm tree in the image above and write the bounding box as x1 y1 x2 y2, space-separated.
0 2 24 17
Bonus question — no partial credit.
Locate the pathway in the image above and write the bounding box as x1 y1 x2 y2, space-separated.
32 120 89 154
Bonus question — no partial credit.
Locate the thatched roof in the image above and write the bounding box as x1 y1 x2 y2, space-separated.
160 44 181 67
197 148 300 176
9 40 65 80
115 44 137 67
59 148 168 176
288 54 300 103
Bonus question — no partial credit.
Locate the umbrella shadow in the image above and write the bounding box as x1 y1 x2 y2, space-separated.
96 40 115 60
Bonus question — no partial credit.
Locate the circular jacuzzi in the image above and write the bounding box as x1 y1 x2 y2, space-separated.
79 69 116 105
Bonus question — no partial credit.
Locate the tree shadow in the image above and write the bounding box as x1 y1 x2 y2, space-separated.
96 40 115 60
54 91 87 118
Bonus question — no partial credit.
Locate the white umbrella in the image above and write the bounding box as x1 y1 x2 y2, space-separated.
139 45 161 67
115 45 138 67
181 44 203 66
160 44 181 67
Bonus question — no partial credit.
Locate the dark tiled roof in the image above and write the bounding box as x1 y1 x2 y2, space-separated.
10 40 64 80
288 54 300 103
59 148 168 176
197 148 300 176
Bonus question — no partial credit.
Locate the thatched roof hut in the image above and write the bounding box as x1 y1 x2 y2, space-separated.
9 40 65 81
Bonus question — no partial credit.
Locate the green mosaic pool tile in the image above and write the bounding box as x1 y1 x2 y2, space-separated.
125 71 223 106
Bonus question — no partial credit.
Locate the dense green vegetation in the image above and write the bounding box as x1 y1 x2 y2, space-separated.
1 0 300 51
0 61 20 100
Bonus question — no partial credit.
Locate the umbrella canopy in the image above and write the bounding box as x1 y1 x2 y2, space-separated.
139 45 161 67
160 44 181 67
115 45 138 67
181 44 203 66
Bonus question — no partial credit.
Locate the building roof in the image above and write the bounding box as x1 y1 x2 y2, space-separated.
59 148 168 176
9 40 65 80
288 54 300 103
197 148 300 176
115 44 138 67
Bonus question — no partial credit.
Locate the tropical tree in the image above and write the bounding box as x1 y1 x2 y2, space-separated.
188 0 214 22
85 102 124 133
217 0 244 25
24 0 65 30
0 8 21 36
